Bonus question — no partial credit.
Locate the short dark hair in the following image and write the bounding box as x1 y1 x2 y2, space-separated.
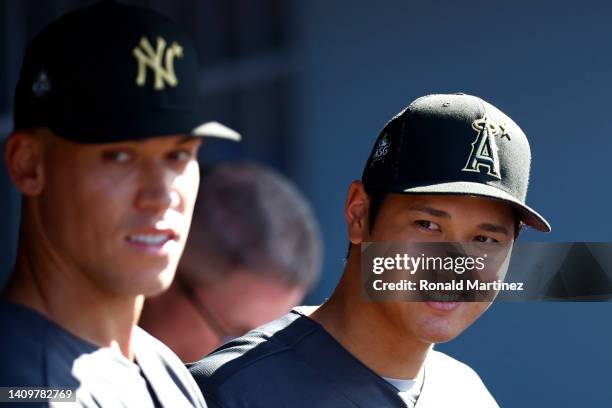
182 162 322 289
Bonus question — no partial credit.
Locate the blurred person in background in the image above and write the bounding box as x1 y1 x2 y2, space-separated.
140 162 322 362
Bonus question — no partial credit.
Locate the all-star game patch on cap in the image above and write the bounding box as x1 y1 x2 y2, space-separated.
362 93 551 232
13 0 240 143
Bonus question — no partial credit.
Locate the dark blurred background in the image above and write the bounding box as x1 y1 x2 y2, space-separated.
1 0 611 406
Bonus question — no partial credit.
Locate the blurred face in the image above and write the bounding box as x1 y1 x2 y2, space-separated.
349 187 515 344
38 129 201 297
155 270 304 362
200 272 305 338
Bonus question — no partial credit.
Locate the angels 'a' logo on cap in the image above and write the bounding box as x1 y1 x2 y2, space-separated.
462 116 511 180
132 36 183 90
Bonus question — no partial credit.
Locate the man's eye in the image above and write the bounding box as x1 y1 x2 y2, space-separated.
415 220 441 231
474 235 499 243
168 150 193 161
102 151 132 163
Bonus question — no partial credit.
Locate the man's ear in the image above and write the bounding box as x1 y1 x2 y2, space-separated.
345 181 370 245
5 130 45 196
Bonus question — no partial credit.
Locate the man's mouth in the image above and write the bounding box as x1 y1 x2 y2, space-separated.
425 300 461 312
125 229 179 254
127 233 174 245
424 291 463 302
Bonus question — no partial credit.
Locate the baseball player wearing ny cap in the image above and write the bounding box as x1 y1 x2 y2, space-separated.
188 93 550 408
1 1 238 406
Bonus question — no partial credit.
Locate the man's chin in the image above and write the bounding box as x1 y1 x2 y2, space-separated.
415 321 465 344
425 332 459 344
113 265 176 298
140 268 176 297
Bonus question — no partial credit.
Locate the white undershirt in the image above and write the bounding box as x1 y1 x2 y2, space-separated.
382 367 425 408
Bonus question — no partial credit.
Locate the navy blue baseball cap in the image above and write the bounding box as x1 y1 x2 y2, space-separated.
362 93 550 232
13 0 240 143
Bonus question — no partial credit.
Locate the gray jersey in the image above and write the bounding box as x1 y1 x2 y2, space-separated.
189 309 498 408
0 300 207 408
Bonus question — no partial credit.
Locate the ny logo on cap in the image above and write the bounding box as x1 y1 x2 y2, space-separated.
133 36 183 90
462 116 511 180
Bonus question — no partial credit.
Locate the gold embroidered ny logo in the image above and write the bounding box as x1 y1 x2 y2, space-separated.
132 36 183 90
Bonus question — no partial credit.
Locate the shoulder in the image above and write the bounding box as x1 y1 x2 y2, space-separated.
134 327 207 408
0 300 52 386
426 350 482 379
189 311 322 406
420 350 498 407
189 311 310 381
0 300 103 389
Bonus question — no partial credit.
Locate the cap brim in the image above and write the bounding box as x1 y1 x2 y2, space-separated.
398 181 551 232
191 121 241 141
48 114 241 144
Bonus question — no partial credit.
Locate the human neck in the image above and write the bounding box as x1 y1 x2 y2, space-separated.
140 280 220 362
310 253 432 380
2 226 141 360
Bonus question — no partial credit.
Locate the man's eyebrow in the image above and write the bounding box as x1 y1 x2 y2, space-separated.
478 223 510 236
407 204 451 218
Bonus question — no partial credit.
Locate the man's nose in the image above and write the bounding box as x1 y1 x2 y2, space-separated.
134 162 179 214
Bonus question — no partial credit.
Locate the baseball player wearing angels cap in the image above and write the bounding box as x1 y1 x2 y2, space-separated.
0 1 239 406
188 93 550 407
